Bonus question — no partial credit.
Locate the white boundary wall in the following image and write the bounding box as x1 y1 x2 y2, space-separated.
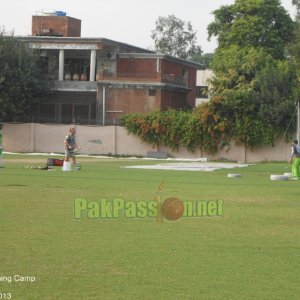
3 123 291 162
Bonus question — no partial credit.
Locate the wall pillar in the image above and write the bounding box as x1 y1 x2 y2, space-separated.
96 87 103 125
156 58 160 72
58 49 64 81
30 123 35 152
90 49 96 81
101 86 106 126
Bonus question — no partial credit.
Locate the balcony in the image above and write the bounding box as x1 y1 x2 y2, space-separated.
51 71 188 90
161 73 187 87
53 80 97 92
97 71 187 87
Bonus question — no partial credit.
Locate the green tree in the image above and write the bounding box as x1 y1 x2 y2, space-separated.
207 0 298 148
288 0 300 72
0 30 51 121
210 45 270 93
151 15 202 59
208 0 294 59
190 52 214 68
253 59 299 132
292 0 300 20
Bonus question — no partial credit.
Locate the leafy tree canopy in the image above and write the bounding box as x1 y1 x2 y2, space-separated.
0 30 52 121
190 52 214 69
288 0 300 71
206 0 298 146
151 15 202 59
292 0 300 20
208 0 295 59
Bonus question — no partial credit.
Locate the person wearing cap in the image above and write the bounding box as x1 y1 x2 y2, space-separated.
289 139 300 179
64 127 81 170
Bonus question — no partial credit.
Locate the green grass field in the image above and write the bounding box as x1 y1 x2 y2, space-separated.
0 154 300 300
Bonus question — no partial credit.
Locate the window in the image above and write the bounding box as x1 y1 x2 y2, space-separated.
196 86 208 98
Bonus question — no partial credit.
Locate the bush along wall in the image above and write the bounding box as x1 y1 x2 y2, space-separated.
122 94 295 155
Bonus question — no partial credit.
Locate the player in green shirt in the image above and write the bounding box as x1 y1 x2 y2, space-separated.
290 139 300 179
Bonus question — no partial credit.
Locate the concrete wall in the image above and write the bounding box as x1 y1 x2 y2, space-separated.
196 69 213 86
195 69 212 107
2 123 291 162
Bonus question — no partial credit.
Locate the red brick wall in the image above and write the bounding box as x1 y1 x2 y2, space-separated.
66 17 81 37
117 58 157 75
32 16 81 37
107 57 197 114
105 88 161 120
100 86 189 122
161 90 187 110
186 68 196 108
161 60 185 77
160 59 197 108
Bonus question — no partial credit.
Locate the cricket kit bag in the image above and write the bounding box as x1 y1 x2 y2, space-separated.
47 158 64 167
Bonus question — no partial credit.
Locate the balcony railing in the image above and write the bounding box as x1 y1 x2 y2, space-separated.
116 72 157 79
161 74 187 86
98 71 187 87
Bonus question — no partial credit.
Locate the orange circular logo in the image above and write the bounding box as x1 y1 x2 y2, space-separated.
161 197 184 221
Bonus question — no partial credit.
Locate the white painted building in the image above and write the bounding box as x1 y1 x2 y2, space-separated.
195 69 213 106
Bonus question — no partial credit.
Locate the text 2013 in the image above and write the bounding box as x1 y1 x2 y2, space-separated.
0 293 12 299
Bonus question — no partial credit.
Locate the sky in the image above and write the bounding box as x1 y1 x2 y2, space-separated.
0 0 297 53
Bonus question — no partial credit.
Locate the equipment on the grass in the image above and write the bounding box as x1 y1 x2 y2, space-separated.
47 158 64 167
270 175 289 181
23 165 53 170
227 174 241 178
62 161 72 171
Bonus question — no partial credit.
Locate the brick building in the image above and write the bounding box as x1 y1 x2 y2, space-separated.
32 11 81 37
25 12 203 125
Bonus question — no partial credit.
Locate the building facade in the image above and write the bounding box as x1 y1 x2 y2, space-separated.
25 13 203 125
195 69 212 106
31 12 81 37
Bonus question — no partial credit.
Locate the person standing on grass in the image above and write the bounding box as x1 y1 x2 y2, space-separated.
289 139 300 179
0 123 4 168
64 126 81 170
